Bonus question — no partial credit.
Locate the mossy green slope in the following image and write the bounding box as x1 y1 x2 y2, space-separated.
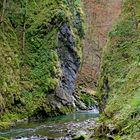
98 0 140 139
0 0 84 125
0 21 20 114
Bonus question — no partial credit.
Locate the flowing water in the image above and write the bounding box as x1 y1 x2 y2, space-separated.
0 109 99 139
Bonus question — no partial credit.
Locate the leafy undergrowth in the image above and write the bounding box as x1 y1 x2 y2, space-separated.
80 92 96 107
97 0 140 139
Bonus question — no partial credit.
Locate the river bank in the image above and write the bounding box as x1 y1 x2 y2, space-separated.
0 110 99 140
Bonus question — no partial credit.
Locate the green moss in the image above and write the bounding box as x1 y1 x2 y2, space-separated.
0 136 9 140
0 121 14 130
0 113 23 130
97 0 140 139
72 134 87 140
0 113 21 122
80 93 96 107
0 0 84 126
59 105 75 114
0 21 20 113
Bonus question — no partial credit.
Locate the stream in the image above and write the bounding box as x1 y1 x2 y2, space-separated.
0 109 99 140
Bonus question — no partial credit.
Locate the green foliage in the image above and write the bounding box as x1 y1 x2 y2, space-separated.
58 105 75 114
109 17 134 37
72 134 87 140
97 0 140 139
0 113 21 122
0 136 9 140
0 21 20 112
80 93 95 107
0 0 84 127
0 121 14 131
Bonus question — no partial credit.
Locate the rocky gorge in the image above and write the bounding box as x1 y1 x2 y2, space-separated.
0 0 140 140
0 0 85 122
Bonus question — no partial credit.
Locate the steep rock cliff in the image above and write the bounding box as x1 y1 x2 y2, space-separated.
77 0 121 90
0 0 84 123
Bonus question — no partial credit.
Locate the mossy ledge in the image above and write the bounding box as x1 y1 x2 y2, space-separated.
96 0 140 139
0 0 84 128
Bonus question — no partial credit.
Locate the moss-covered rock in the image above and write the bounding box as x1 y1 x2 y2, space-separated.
97 0 140 139
72 130 87 140
79 92 96 108
0 137 9 140
0 0 84 126
72 134 87 140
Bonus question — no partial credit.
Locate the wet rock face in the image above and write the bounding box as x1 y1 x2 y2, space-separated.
55 22 80 106
59 22 75 47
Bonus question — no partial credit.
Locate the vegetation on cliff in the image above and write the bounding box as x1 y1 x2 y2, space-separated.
1 0 140 139
97 0 140 139
0 0 84 126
